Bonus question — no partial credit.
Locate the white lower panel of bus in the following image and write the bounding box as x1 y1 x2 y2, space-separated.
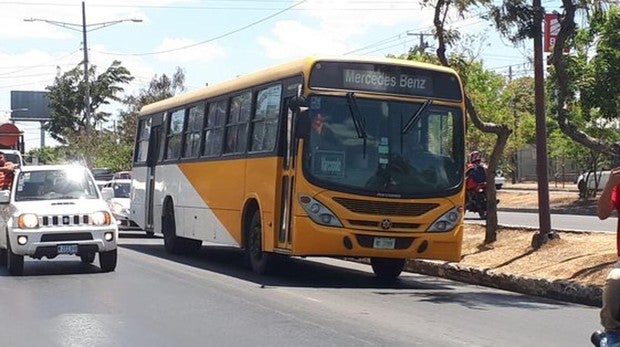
151 164 239 247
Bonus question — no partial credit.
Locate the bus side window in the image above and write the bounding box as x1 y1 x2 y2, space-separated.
251 84 282 152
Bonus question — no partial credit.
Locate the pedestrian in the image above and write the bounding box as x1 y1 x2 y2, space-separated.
0 151 16 190
594 166 620 346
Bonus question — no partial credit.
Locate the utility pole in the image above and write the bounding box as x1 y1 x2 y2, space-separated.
81 1 91 135
25 2 142 138
406 32 429 54
531 0 554 248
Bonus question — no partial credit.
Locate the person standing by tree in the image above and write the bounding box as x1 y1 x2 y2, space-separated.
594 167 620 346
0 151 16 190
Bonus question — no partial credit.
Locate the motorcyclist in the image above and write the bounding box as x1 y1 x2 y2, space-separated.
466 151 487 190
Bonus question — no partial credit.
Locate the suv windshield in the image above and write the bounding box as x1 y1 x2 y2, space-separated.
302 95 464 197
14 168 99 201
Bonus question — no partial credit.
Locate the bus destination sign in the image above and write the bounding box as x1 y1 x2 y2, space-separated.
342 69 432 95
309 61 462 101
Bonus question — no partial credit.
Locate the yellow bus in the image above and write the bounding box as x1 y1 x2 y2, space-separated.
130 56 465 280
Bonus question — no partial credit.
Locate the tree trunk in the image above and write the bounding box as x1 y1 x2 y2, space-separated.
432 0 512 244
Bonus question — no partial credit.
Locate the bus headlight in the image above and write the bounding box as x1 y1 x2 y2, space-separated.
428 207 461 232
18 213 39 229
298 194 343 227
91 211 111 226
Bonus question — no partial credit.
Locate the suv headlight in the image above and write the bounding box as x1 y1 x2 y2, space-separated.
298 194 343 227
18 213 39 229
428 207 462 232
91 211 112 226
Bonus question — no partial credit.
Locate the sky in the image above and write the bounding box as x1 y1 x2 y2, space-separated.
0 0 560 152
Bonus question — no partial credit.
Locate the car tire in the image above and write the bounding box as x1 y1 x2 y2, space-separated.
0 248 7 266
370 257 405 282
80 252 96 264
7 239 24 276
99 249 117 272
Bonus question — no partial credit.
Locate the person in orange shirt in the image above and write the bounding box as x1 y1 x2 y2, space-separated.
594 166 620 346
0 151 16 190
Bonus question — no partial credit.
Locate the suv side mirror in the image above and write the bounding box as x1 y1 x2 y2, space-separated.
0 190 10 204
101 187 114 201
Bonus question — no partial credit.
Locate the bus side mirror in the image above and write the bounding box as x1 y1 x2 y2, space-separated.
288 95 308 111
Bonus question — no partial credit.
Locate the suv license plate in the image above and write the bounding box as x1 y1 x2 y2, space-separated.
57 244 78 254
373 237 395 249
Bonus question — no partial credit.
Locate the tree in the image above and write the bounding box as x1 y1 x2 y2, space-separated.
489 1 620 171
46 60 133 144
118 67 186 146
419 0 512 244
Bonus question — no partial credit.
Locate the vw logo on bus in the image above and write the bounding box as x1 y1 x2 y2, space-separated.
380 219 392 230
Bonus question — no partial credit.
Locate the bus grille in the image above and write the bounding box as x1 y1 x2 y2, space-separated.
333 198 439 216
348 220 421 230
40 215 90 227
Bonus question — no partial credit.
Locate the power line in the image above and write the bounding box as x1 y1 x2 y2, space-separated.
95 0 307 57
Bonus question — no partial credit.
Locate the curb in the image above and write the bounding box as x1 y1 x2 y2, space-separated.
405 259 602 307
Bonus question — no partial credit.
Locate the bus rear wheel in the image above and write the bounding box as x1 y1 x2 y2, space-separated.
245 210 274 275
162 201 202 255
162 201 183 254
370 257 405 282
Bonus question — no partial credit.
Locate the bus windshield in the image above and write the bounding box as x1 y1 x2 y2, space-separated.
302 95 464 197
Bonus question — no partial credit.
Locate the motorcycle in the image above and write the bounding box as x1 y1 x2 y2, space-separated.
591 330 620 346
465 182 488 220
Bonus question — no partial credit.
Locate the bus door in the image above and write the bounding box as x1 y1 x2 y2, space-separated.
277 78 303 250
144 114 163 232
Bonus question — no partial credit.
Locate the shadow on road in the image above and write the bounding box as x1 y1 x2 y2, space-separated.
115 235 571 310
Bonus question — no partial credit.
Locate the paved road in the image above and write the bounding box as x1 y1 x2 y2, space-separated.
466 210 615 232
0 233 602 346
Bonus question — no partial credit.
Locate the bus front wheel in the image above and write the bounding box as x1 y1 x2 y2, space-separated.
245 210 274 275
370 257 405 282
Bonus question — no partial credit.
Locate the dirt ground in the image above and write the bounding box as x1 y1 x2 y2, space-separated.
462 188 616 288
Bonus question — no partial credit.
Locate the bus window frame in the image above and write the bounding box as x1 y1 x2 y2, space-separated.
162 108 186 162
248 83 284 155
181 102 207 160
223 90 252 157
202 98 229 158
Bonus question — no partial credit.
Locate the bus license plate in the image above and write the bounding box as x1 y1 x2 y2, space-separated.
57 244 78 254
373 237 395 249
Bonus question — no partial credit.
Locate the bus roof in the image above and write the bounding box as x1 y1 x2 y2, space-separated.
139 56 460 116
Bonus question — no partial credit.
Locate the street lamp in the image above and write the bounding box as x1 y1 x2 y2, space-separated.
25 1 142 136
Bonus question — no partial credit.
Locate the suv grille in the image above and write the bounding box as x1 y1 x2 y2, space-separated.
40 215 90 227
333 197 439 216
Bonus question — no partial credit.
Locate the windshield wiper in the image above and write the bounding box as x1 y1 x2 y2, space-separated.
346 92 368 158
402 99 432 134
346 92 367 139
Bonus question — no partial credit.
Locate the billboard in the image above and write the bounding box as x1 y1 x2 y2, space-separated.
10 90 51 120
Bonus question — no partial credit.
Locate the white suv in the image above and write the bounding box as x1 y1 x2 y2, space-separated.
0 165 118 276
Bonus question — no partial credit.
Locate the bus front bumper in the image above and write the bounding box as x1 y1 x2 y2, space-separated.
291 216 463 262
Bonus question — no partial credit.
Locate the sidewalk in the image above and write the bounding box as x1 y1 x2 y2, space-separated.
402 184 603 307
501 180 580 192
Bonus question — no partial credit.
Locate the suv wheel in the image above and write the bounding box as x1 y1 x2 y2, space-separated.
99 249 117 272
7 240 24 276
